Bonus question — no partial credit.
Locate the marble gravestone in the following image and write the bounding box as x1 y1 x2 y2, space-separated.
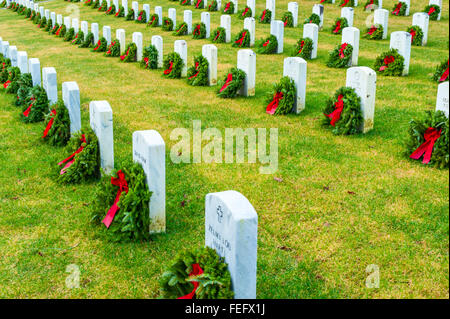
374 9 388 39
122 0 128 16
202 44 218 86
184 10 193 34
168 8 177 29
221 15 232 43
237 49 256 97
103 26 112 46
132 1 139 20
1 41 9 58
72 18 79 34
155 6 163 25
62 81 81 135
270 20 284 54
91 23 99 45
342 27 360 66
132 130 166 234
89 101 114 175
312 4 324 30
201 12 211 39
283 57 307 114
390 31 411 76
28 58 41 86
39 7 44 18
429 0 442 20
174 40 188 77
247 0 255 18
81 21 89 41
63 16 71 29
17 51 28 74
266 0 275 20
50 12 56 27
345 67 377 133
9 46 18 67
116 29 126 54
244 17 255 47
303 23 319 59
341 7 354 27
132 32 143 62
403 0 410 16
230 0 238 14
205 190 258 299
113 0 119 9
436 81 449 118
44 9 50 20
143 4 150 23
412 12 429 46
151 35 163 68
288 2 298 27
57 14 62 26
42 67 58 105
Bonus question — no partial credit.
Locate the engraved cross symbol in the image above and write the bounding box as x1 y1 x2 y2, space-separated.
216 206 223 223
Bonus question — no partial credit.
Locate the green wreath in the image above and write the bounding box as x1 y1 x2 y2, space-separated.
44 21 52 32
163 17 174 31
33 12 41 24
212 27 226 43
187 55 209 86
105 39 121 57
432 59 449 83
406 110 449 169
148 14 159 27
232 29 250 48
192 23 207 39
0 60 12 84
222 1 234 14
392 1 407 16
42 100 71 147
72 31 84 45
326 43 353 68
106 4 116 15
79 32 94 48
64 27 75 41
5 67 21 95
136 10 146 23
90 161 152 242
293 37 314 60
331 17 348 35
141 45 159 69
0 0 6 8
304 13 320 27
29 10 36 21
339 0 355 7
20 86 49 123
194 0 204 9
424 4 441 21
24 8 31 18
180 0 191 5
126 9 135 21
363 24 383 40
163 52 184 79
56 24 67 38
207 0 218 11
50 23 59 35
257 35 278 54
364 0 379 11
14 73 33 107
259 9 271 24
265 76 296 115
84 0 93 5
407 25 424 46
92 37 108 52
160 247 234 299
282 11 294 28
374 49 405 76
38 16 47 28
174 22 188 36
238 6 252 20
92 0 100 9
120 43 137 62
98 2 108 12
322 87 363 135
115 5 125 17
217 68 246 98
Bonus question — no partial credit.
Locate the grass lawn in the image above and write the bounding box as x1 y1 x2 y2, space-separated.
0 0 448 298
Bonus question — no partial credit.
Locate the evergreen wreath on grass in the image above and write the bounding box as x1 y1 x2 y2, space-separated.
432 59 449 83
5 67 21 95
265 76 296 115
207 0 218 11
319 0 333 3
331 17 348 35
105 39 121 57
120 43 137 62
406 110 449 169
50 23 60 35
304 13 320 27
407 25 424 46
238 6 252 20
42 100 71 147
64 27 75 41
14 73 33 107
364 24 383 40
322 87 363 135
364 0 379 11
90 161 152 242
212 27 226 43
339 0 355 7
25 8 31 18
163 52 184 78
79 32 94 48
392 1 407 16
180 0 190 5
194 0 204 9
141 45 159 69
217 68 246 98
136 10 146 23
326 42 353 68
92 37 108 52
33 12 41 24
56 24 67 38
106 4 116 15
126 9 135 20
57 129 100 184
374 49 404 76
232 29 250 48
0 0 6 8
20 86 49 123
115 5 125 17
148 14 159 27
222 1 234 14
29 10 36 21
424 4 441 21
174 22 188 36
293 37 314 60
0 64 11 84
44 21 52 32
84 0 93 5
160 247 234 299
192 23 207 39
257 35 278 54
187 55 209 86
282 11 294 27
259 9 272 24
92 0 99 8
162 17 174 31
72 31 84 45
98 2 108 12
38 16 47 29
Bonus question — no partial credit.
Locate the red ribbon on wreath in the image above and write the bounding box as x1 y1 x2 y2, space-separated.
106 41 116 55
120 47 130 61
58 134 87 175
392 2 402 15
235 31 247 47
115 8 121 16
193 24 201 35
219 73 233 93
428 7 436 16
102 170 129 228
164 61 174 75
409 128 442 164
182 0 188 4
242 7 249 17
367 26 377 35
22 97 36 117
320 0 326 3
143 57 150 68
263 39 270 47
71 33 78 44
137 11 144 21
260 9 266 22
365 0 374 10
177 264 204 299
106 6 112 14
325 94 344 126
150 15 156 25
224 2 231 13
266 92 284 115
379 55 395 71
98 6 103 11
298 40 305 54
42 109 57 138
340 0 349 7
439 60 449 82
214 30 221 41
339 43 348 59
195 0 202 9
3 80 11 89
93 40 102 51
333 20 342 34
409 29 416 43
55 25 63 36
188 62 200 80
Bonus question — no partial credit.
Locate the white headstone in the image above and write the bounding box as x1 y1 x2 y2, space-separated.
72 18 79 34
143 4 150 23
63 16 71 29
17 51 28 74
174 40 188 77
429 0 442 20
184 10 193 34
9 46 18 67
205 190 258 299
345 67 377 133
28 58 41 86
231 0 238 13
132 130 166 234
122 0 128 16
283 57 307 114
62 82 81 135
303 23 319 59
221 15 232 43
202 44 218 86
132 32 143 62
57 14 62 26
342 27 359 66
270 20 284 54
247 0 255 18
101 26 111 46
1 41 8 57
155 6 163 25
81 21 89 41
266 0 275 19
390 31 411 76
288 2 298 27
412 12 429 46
312 4 324 29
244 17 255 47
132 1 139 19
39 7 44 17
374 9 388 39
168 8 177 29
403 0 410 16
44 9 50 20
436 81 449 117
91 23 99 45
201 12 211 39
237 49 256 97
89 101 114 175
151 35 163 68
113 0 119 9
50 12 56 26
341 7 354 27
42 67 58 105
116 29 126 54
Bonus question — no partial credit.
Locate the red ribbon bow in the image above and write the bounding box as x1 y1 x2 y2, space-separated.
71 33 78 44
339 43 348 59
235 31 247 47
177 264 204 299
263 39 270 47
3 80 11 89
55 25 63 36
106 41 116 55
367 26 377 35
138 11 143 21
242 7 249 17
195 0 202 9
115 8 121 16
93 40 101 51
164 61 173 75
219 73 233 93
379 55 395 71
214 30 221 41
143 57 149 68
260 9 266 22
298 40 305 54
22 98 35 117
410 128 442 164
193 24 201 35
151 16 156 24
341 0 349 7
439 60 449 82
120 48 130 61
333 20 341 33
188 62 200 80
365 0 374 9
42 109 57 138
428 7 436 16
393 3 402 15
106 7 112 13
102 170 129 228
266 92 284 115
224 2 231 13
409 29 416 42
325 94 344 126
58 134 87 175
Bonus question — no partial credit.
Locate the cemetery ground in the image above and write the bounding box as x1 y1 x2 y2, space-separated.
0 0 449 299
